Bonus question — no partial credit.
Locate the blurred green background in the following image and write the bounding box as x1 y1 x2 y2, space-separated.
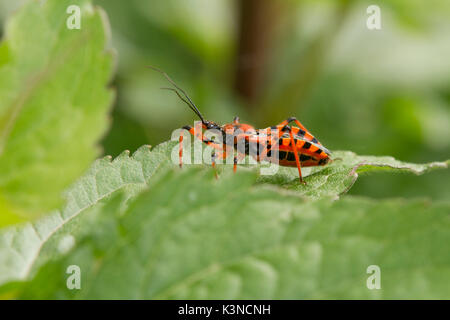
1 0 449 200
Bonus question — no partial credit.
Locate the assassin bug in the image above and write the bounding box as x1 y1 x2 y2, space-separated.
148 67 332 184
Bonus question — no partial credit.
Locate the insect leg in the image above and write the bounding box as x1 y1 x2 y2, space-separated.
287 127 306 185
179 134 183 168
232 150 247 173
211 151 218 179
211 150 228 178
277 117 322 146
179 125 223 168
182 125 223 149
278 117 308 132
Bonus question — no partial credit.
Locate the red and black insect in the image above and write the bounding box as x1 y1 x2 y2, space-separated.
149 67 332 184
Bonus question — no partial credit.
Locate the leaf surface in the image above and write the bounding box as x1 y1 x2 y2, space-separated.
9 169 450 299
0 141 448 299
258 150 449 199
0 0 115 225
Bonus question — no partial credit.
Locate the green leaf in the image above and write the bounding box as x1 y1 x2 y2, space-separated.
258 150 449 199
8 168 450 299
0 0 115 225
0 141 448 298
0 143 172 288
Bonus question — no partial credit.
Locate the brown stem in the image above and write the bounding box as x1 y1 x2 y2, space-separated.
233 0 282 106
260 0 353 125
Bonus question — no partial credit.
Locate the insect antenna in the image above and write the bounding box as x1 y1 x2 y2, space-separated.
147 66 206 123
160 87 199 116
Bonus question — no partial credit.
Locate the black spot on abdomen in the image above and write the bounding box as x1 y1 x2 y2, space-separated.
300 154 311 162
286 152 296 161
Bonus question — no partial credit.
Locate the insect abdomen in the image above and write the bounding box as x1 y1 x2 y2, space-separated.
265 150 325 167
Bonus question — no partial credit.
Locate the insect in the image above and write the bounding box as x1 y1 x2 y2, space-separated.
148 67 332 184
